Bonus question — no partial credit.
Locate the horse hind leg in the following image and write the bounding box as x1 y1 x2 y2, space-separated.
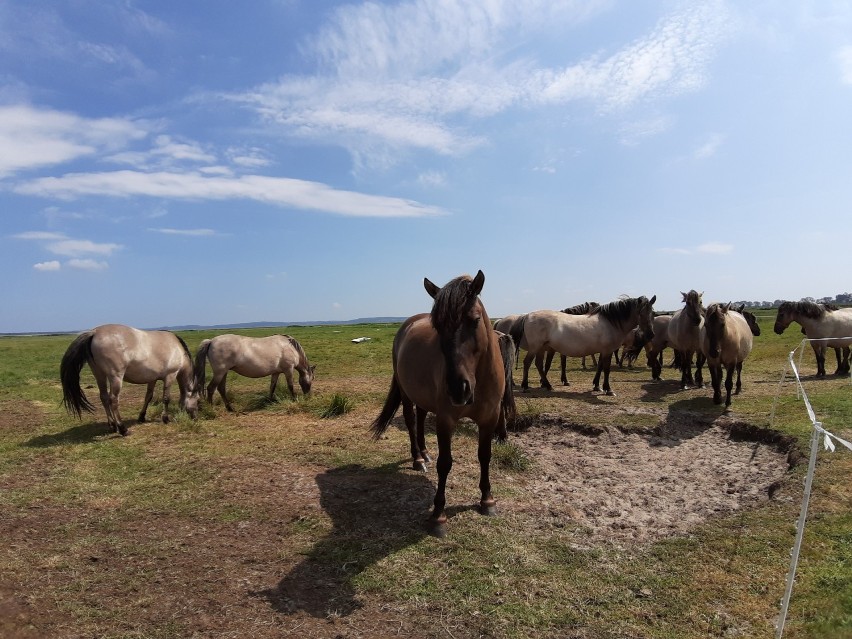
404 400 426 472
735 362 743 394
216 374 234 411
416 406 431 464
107 375 127 435
161 375 175 424
269 373 280 400
138 381 156 422
533 353 553 391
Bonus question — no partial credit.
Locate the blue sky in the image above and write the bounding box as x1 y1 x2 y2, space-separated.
2 1 852 333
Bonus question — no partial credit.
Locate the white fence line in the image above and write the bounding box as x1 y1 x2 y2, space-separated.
771 338 852 638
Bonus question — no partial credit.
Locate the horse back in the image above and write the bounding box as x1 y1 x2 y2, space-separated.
525 309 620 356
90 324 186 383
208 333 294 377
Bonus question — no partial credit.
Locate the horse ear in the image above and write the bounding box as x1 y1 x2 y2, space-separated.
681 291 687 301
424 277 440 299
649 295 656 306
737 304 745 313
469 270 485 298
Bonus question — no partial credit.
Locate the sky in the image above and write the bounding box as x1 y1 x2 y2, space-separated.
2 0 852 333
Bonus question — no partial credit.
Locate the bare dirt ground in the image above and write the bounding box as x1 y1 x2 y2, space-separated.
0 367 801 638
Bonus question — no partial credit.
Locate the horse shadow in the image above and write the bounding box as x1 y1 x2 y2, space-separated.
24 421 121 447
257 463 433 618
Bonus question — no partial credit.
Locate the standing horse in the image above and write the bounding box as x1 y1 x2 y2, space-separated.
511 295 656 395
774 301 852 376
60 324 200 436
371 271 516 537
701 303 755 407
666 290 706 389
194 334 315 410
542 302 600 383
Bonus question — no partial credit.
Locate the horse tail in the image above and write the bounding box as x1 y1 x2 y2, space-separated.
60 331 96 418
194 339 212 391
496 332 517 439
370 375 402 440
507 314 527 368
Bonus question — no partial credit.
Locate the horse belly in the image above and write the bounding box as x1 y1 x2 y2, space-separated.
123 359 170 384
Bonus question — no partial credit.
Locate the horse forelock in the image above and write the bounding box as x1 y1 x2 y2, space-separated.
430 275 479 335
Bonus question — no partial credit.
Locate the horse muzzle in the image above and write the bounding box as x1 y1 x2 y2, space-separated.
449 379 474 406
773 323 785 335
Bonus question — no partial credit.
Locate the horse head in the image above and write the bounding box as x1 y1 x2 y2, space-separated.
774 301 794 335
741 310 761 336
299 364 316 395
681 290 705 326
425 270 488 407
638 295 657 340
705 302 731 359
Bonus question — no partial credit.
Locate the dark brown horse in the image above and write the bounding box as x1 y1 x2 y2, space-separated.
371 271 516 537
60 324 200 435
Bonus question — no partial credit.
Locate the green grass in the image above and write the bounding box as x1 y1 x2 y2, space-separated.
0 317 850 638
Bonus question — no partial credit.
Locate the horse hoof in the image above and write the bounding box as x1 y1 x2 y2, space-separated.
422 452 432 463
162 414 170 424
605 390 616 397
593 385 601 392
713 397 723 405
118 426 128 436
137 415 147 423
480 500 497 517
425 518 447 538
413 460 427 472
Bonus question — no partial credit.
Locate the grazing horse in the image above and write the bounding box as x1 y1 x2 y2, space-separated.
774 301 852 376
666 290 706 389
194 334 315 410
701 304 755 406
60 324 200 436
511 295 656 395
371 271 516 537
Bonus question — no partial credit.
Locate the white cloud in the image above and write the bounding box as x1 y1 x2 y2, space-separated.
148 228 217 236
33 260 61 271
696 242 733 254
332 302 342 309
13 231 68 240
67 258 109 270
15 170 447 218
838 45 852 84
0 105 149 178
658 247 691 255
417 171 447 187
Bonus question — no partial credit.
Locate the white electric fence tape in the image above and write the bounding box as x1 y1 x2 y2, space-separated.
774 338 852 639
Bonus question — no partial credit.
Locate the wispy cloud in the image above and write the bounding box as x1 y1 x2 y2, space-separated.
658 242 734 255
12 231 68 241
417 171 447 188
14 231 123 259
694 133 725 159
148 228 217 236
234 1 732 164
67 258 109 270
15 171 447 218
0 105 149 178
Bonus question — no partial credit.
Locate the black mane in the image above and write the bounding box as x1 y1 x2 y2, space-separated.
778 300 829 319
561 301 599 315
592 296 649 329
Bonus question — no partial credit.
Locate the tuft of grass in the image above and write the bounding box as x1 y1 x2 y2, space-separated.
492 440 533 472
318 393 354 418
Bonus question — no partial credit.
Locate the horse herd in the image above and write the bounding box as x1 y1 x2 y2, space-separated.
58 271 852 535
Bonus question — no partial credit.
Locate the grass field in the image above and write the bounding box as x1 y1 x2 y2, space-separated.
0 314 850 638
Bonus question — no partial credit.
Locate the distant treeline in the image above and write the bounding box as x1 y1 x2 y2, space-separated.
732 293 852 309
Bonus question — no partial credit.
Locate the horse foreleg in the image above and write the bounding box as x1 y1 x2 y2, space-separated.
477 424 496 516
560 354 569 385
427 423 454 537
282 370 298 400
138 381 156 422
709 362 723 404
597 352 615 396
694 352 706 389
724 363 735 407
842 347 851 375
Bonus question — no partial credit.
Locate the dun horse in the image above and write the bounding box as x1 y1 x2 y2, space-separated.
774 301 852 376
510 295 656 395
371 271 516 537
542 301 600 383
60 324 200 436
701 303 755 407
194 334 315 410
667 290 706 389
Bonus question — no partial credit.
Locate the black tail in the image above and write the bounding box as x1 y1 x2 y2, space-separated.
496 332 517 439
194 339 211 392
60 331 96 418
370 375 402 440
507 314 527 369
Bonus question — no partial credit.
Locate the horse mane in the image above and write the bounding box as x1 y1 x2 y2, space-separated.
283 335 308 367
172 333 193 366
430 275 479 332
592 297 646 329
561 301 599 315
779 300 828 319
